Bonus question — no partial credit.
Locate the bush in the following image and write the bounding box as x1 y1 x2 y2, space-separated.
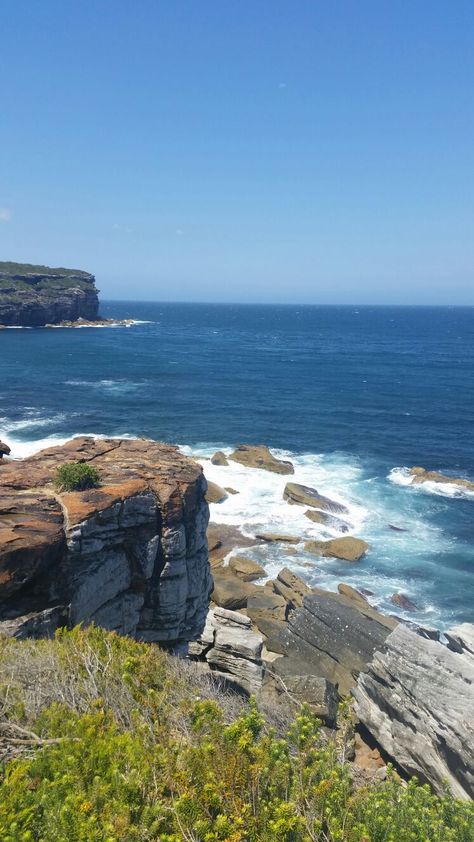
54 461 100 491
0 627 473 842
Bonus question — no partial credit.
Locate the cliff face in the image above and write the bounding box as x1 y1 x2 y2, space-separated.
0 262 99 326
0 437 212 646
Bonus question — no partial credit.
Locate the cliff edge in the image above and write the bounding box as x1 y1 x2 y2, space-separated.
0 261 99 326
0 437 212 645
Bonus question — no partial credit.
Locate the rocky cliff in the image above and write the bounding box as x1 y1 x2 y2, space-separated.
0 262 99 326
0 437 212 645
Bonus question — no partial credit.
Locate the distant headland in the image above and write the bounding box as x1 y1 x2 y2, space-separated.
0 261 134 328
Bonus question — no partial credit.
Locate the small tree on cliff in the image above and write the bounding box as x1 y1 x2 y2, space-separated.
55 461 100 492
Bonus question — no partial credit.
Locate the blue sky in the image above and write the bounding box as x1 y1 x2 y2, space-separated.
1 1 473 303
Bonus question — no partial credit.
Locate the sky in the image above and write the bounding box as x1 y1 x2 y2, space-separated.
1 1 473 304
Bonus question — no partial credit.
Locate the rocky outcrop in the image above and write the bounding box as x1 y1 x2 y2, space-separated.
304 536 369 562
189 607 264 694
354 624 474 800
275 591 396 696
210 451 229 466
228 556 265 581
0 262 99 326
284 482 348 513
408 466 474 491
0 437 212 645
255 532 300 544
211 567 260 610
305 508 349 532
207 522 257 568
229 445 294 474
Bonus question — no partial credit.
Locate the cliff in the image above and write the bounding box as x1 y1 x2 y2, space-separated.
0 261 99 326
0 437 212 645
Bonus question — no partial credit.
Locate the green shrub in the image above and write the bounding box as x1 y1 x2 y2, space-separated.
0 627 472 842
54 461 100 491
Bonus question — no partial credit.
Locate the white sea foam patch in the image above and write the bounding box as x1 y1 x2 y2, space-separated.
389 467 474 500
64 379 149 395
1 430 137 459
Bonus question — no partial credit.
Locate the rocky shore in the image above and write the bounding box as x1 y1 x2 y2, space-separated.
0 439 473 799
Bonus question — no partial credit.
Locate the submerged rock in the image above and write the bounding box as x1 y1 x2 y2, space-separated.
229 444 294 474
354 623 474 800
390 592 417 611
284 482 348 513
305 508 349 531
304 536 369 562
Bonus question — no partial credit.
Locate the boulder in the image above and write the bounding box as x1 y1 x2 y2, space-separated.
205 481 228 504
229 445 294 475
273 567 312 608
305 536 369 562
390 592 417 612
211 568 261 610
276 591 396 696
284 482 348 513
304 508 349 531
0 440 11 459
354 624 474 800
408 466 474 491
210 451 229 466
228 555 265 581
225 487 239 495
256 532 300 544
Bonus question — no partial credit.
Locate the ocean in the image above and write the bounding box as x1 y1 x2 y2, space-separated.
1 302 473 630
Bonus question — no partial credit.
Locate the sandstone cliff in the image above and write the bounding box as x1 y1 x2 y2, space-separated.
0 437 212 645
0 262 99 326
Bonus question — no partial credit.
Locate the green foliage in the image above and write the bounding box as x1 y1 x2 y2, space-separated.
0 626 472 842
55 462 100 492
0 262 94 292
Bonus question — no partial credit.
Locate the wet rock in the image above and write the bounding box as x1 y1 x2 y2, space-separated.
305 508 349 531
354 623 474 799
228 555 265 581
284 482 348 513
390 592 417 611
225 487 239 494
229 444 294 475
408 466 474 491
210 451 229 466
256 532 300 544
205 481 228 504
304 536 369 562
207 522 257 568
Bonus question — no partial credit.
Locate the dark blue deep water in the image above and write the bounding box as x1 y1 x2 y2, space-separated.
1 303 473 628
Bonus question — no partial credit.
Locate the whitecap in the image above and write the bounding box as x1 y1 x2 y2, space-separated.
389 467 474 500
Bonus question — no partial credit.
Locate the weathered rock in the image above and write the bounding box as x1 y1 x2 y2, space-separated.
269 670 339 726
228 555 265 581
337 583 369 610
445 623 474 659
0 262 100 326
276 592 396 695
253 617 287 653
0 440 11 459
229 445 294 475
190 607 264 695
354 624 474 799
305 536 369 562
256 532 300 544
272 567 312 608
210 451 229 466
284 482 348 513
211 568 261 610
205 481 228 504
390 592 417 612
247 590 288 623
304 508 349 531
0 437 212 645
408 466 474 491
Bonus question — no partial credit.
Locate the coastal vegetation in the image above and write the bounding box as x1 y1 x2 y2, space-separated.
0 626 472 842
55 462 101 491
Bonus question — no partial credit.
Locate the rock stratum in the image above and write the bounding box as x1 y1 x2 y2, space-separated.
0 437 212 644
0 261 99 326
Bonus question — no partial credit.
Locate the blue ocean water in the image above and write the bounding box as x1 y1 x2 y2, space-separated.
1 303 473 629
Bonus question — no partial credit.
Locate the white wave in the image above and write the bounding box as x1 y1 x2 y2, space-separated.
389 467 474 500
